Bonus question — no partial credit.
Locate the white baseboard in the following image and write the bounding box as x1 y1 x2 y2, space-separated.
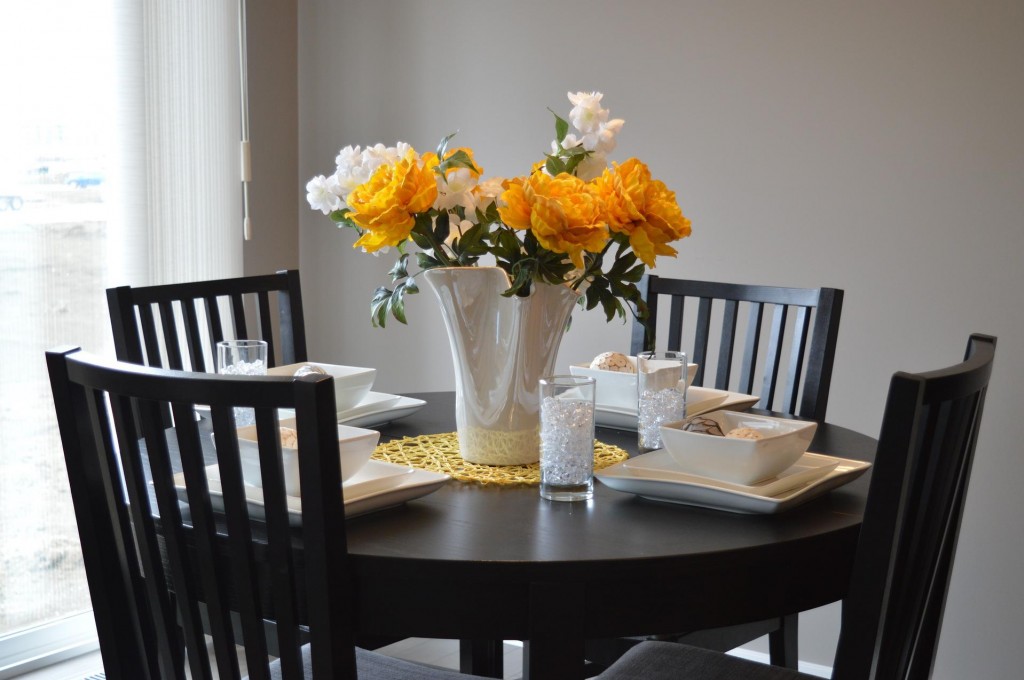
728 647 833 678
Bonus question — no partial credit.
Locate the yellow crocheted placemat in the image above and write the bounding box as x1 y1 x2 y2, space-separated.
372 431 629 486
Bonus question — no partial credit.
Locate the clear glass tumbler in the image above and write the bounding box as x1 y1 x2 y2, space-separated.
637 351 688 453
539 375 596 502
216 339 268 426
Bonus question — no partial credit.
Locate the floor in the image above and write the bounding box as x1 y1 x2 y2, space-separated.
16 638 526 679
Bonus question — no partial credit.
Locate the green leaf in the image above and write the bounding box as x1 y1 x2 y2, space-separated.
390 281 410 324
410 229 433 251
436 132 457 158
622 263 647 283
600 291 623 322
434 211 451 244
387 253 409 282
504 265 534 297
550 109 569 143
329 208 356 227
545 155 565 176
442 149 479 171
416 252 441 269
458 222 486 251
370 287 393 328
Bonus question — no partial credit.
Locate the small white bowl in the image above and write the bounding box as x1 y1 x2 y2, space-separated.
569 358 698 411
267 362 375 413
659 411 817 485
230 418 379 496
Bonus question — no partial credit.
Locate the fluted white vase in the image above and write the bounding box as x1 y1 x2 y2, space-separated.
423 267 579 465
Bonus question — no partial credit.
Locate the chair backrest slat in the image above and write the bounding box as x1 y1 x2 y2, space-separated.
714 299 739 391
758 304 788 411
833 334 995 680
632 276 844 421
256 291 278 364
783 306 811 414
173 402 241 680
252 408 305 678
667 295 686 352
690 297 711 380
203 294 226 350
180 300 208 373
139 304 164 369
737 302 764 395
229 292 248 342
106 390 186 678
157 301 185 370
47 348 357 680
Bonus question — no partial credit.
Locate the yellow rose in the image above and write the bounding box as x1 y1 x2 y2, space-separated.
347 149 438 252
595 158 691 268
498 172 608 269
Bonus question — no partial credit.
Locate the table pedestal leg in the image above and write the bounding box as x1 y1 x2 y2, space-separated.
459 639 504 678
523 582 586 680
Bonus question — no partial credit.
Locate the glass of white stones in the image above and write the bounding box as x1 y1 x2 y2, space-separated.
217 339 268 427
539 375 597 502
637 351 688 454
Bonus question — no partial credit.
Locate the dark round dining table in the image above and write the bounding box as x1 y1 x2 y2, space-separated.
342 392 877 680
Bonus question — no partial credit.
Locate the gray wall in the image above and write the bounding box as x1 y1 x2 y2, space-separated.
294 1 1024 675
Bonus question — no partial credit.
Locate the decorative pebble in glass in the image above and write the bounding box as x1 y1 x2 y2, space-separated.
216 339 268 427
637 351 688 453
539 375 596 502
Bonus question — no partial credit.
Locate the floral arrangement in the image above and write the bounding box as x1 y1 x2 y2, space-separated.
306 91 692 327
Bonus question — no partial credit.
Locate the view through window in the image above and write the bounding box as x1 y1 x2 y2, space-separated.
0 0 115 647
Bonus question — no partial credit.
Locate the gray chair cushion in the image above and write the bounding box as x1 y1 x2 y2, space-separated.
597 640 815 679
262 644 485 679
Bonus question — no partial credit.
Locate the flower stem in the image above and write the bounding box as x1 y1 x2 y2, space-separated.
571 241 613 290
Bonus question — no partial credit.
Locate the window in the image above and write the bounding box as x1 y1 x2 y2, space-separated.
0 0 243 673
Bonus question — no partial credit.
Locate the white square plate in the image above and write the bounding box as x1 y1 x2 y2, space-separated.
173 459 448 523
622 449 839 497
595 450 870 514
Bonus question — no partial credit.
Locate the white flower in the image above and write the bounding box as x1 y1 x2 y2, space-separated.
558 133 582 150
567 91 608 134
332 142 416 201
305 174 343 215
434 166 479 212
575 152 608 181
595 118 624 153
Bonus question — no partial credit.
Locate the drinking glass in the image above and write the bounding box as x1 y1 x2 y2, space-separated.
539 375 596 502
637 351 688 453
217 339 268 426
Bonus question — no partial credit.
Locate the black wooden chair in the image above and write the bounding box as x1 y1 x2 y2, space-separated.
106 269 307 372
630 275 844 422
46 347 484 680
597 333 996 680
46 348 729 675
591 276 844 671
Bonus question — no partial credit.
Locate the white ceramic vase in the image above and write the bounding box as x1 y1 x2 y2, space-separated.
423 267 579 465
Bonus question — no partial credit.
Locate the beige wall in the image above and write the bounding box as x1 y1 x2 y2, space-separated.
293 1 1024 675
243 0 299 275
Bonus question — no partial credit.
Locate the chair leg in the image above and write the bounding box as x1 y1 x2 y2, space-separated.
768 614 799 669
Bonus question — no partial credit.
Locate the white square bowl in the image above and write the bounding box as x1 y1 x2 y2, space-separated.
659 411 817 485
230 418 380 496
569 358 698 411
267 362 375 413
